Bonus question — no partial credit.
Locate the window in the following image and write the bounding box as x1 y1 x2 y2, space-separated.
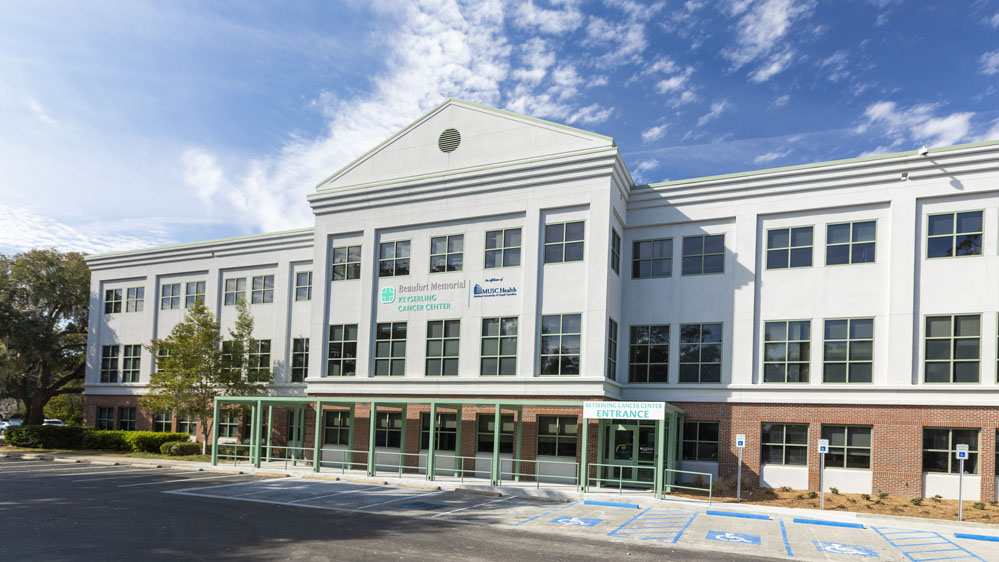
97 407 114 430
763 321 810 383
117 407 136 431
153 413 172 433
218 414 239 439
484 228 522 268
481 317 517 376
430 234 463 273
291 338 309 383
928 211 983 258
177 415 196 435
287 411 298 441
823 319 873 383
224 278 246 305
160 283 181 310
610 229 621 274
826 220 876 265
761 423 807 465
332 245 361 281
249 340 271 376
632 238 673 278
606 318 618 381
374 411 402 447
104 289 122 314
821 425 871 469
681 421 719 461
540 313 581 375
100 345 119 383
327 324 358 377
378 240 410 277
156 348 169 373
323 410 350 445
678 323 722 383
477 414 515 453
629 325 669 383
537 415 578 457
121 344 141 383
923 428 979 474
185 281 205 308
420 412 457 450
766 227 812 269
374 322 407 376
681 235 724 275
251 275 274 304
544 221 584 264
295 272 312 301
426 320 460 376
925 314 980 383
125 287 144 312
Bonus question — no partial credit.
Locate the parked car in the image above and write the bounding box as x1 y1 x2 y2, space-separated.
42 419 65 426
0 418 23 435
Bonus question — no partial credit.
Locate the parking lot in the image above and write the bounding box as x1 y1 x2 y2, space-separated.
2 456 998 561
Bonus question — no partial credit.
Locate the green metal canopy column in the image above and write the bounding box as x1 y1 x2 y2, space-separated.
654 417 665 499
426 402 437 481
253 399 263 468
490 406 501 486
580 415 589 492
210 398 220 466
514 406 523 483
367 402 377 476
665 410 678 493
312 399 323 472
266 405 274 463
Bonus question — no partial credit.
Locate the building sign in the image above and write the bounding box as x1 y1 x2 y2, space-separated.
379 278 519 312
583 402 666 420
379 286 395 304
472 277 517 299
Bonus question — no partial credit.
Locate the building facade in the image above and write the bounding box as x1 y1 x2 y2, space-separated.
84 99 999 500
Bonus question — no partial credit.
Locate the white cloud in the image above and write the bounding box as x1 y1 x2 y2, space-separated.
512 0 584 34
584 1 663 69
697 100 731 126
984 12 999 28
749 50 793 83
0 204 176 254
774 94 790 107
818 50 850 82
856 101 975 147
26 99 60 130
980 50 999 75
641 124 667 142
182 148 223 203
723 0 814 82
753 150 789 164
567 103 613 125
977 119 999 142
631 157 660 183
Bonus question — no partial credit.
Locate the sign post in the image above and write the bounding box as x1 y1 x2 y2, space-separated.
956 444 969 522
735 434 746 503
817 439 829 510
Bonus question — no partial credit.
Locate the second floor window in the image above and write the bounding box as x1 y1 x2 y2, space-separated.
185 281 205 308
100 345 119 383
104 289 122 314
925 314 980 383
374 322 406 376
633 238 672 278
481 317 517 376
485 228 521 268
121 344 141 383
251 275 274 304
681 235 724 275
291 338 309 382
928 211 983 258
763 320 810 383
629 325 669 383
125 287 144 312
332 245 362 280
767 227 812 269
544 221 584 264
826 220 875 265
606 318 618 381
426 320 460 376
540 313 581 375
249 340 271 376
160 283 181 310
328 324 358 377
295 272 312 301
223 278 246 305
679 323 722 383
430 234 463 273
823 318 873 383
379 241 410 277
610 229 621 274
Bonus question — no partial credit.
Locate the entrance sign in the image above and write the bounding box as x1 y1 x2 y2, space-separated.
583 402 665 420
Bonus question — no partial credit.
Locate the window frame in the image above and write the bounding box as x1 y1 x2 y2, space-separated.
117 407 136 431
100 344 119 383
420 412 458 451
327 324 358 377
924 314 981 384
628 324 669 383
762 320 811 384
295 271 312 301
249 340 271 377
160 283 181 310
251 274 274 304
121 344 141 383
218 413 239 439
681 234 725 276
185 281 205 308
125 287 144 313
484 227 522 269
822 318 874 383
760 422 808 466
153 412 173 433
223 278 246 306
378 240 411 277
291 338 309 383
610 229 621 275
374 322 407 376
323 410 351 446
480 317 517 376
632 238 673 279
536 415 578 457
104 288 122 314
681 421 720 462
373 411 403 448
177 415 197 435
425 319 460 376
606 318 618 381
332 244 362 281
825 220 877 266
543 221 585 264
766 226 814 269
821 425 872 469
477 413 515 453
678 322 723 383
96 407 115 430
922 427 979 474
429 234 464 273
926 210 984 259
539 313 582 376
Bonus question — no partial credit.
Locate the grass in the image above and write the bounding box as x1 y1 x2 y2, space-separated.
1 444 208 463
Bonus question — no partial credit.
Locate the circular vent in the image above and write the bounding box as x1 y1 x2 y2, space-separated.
438 128 461 153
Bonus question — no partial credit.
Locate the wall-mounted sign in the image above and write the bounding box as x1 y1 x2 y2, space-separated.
378 278 519 313
472 277 518 299
583 402 665 420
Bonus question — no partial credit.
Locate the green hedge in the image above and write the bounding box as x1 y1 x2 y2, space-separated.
5 425 88 449
160 441 202 456
82 430 190 453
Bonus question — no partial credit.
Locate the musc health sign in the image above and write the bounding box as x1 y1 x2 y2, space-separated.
583 402 665 420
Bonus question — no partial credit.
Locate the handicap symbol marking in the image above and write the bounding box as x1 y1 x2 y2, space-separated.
813 542 879 557
550 516 603 527
706 531 762 545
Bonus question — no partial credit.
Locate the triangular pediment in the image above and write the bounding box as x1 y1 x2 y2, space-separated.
317 99 615 191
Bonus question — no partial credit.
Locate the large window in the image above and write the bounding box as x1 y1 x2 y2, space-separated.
104 289 122 314
374 412 402 448
426 320 460 376
610 229 621 275
249 340 271 376
632 238 672 278
767 226 812 269
125 287 144 312
821 425 871 469
681 421 719 462
430 234 463 273
544 221 584 264
327 324 358 377
420 412 457 450
681 234 724 275
251 275 274 304
153 413 172 433
100 345 119 383
540 313 581 375
826 220 876 265
823 318 874 383
218 414 239 439
185 281 205 308
160 283 181 310
117 407 136 431
332 245 362 281
177 415 196 435
378 240 410 277
484 228 521 268
763 320 810 383
295 272 312 301
121 344 141 383
96 407 114 430
606 318 618 381
481 317 517 376
537 415 577 457
223 278 246 306
924 314 980 383
927 211 983 258
761 423 807 466
629 325 669 383
374 322 407 376
477 414 515 453
323 410 350 446
923 428 979 474
678 323 722 383
291 338 309 383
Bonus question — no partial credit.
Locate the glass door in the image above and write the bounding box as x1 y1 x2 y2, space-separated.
602 422 656 487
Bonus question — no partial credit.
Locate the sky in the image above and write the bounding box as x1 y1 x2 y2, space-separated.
1 0 997 255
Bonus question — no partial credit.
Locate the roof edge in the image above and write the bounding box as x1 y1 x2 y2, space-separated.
85 227 314 262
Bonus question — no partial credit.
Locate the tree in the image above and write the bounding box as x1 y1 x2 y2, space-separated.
141 300 272 452
0 250 90 425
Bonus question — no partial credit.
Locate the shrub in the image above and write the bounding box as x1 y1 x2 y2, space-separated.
5 425 88 449
989 500 998 506
878 492 889 499
910 498 923 506
829 487 839 495
122 431 190 453
931 494 943 502
780 486 792 492
807 491 818 499
160 441 177 455
972 502 986 510
861 494 872 501
82 430 129 451
169 442 202 456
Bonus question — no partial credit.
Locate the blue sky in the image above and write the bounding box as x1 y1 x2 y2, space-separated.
1 0 997 254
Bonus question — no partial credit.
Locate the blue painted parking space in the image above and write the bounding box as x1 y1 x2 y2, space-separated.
550 516 603 527
813 541 879 557
607 507 698 543
706 530 762 545
872 526 986 561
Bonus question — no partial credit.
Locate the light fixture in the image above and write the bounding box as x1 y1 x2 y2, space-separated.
900 171 909 181
919 145 929 156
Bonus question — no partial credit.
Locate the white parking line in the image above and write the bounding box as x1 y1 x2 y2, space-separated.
36 468 159 477
0 464 102 473
0 461 62 469
73 470 190 482
356 490 446 510
431 496 513 517
156 477 285 494
285 485 387 504
119 473 249 488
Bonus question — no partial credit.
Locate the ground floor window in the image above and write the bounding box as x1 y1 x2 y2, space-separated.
153 412 172 433
923 428 978 474
117 407 136 431
97 407 114 430
761 423 807 466
821 425 871 469
177 415 196 435
537 415 577 457
374 411 402 448
323 410 350 446
477 414 514 454
681 421 719 461
420 412 457 450
218 413 239 439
